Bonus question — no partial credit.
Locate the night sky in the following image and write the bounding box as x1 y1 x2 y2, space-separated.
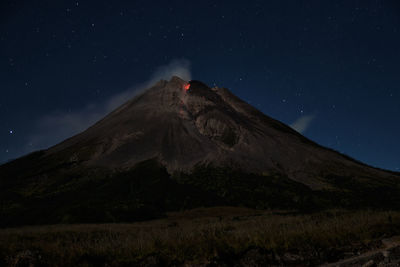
1 1 399 171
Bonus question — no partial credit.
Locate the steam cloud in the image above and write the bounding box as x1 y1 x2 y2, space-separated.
290 114 316 134
27 59 191 152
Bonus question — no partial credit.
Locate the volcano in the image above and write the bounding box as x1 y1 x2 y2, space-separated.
1 76 399 226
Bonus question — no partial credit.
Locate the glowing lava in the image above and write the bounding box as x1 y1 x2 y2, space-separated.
183 83 190 91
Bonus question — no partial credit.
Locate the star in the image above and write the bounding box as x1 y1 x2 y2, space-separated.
9 130 13 134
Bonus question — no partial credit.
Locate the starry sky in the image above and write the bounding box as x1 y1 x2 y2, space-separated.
1 0 399 171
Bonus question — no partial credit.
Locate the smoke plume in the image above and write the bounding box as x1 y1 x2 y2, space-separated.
290 114 316 134
27 59 191 152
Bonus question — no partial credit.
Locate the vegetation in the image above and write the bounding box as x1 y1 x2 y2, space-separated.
1 156 400 227
2 155 400 265
1 208 400 266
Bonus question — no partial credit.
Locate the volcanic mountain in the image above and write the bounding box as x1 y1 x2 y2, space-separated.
1 76 399 226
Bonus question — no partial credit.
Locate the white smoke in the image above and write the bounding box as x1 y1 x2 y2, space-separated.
106 59 191 111
27 59 191 152
147 59 191 87
290 114 316 134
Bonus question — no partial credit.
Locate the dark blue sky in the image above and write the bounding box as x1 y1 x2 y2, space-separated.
1 0 399 171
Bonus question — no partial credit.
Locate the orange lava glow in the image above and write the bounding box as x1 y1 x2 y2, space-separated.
183 83 190 91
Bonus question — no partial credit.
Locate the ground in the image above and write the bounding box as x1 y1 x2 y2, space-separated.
1 207 400 266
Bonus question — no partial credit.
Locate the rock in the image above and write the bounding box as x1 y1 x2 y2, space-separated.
323 251 384 267
282 252 303 264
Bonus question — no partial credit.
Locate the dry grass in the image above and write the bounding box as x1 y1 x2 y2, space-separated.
1 207 400 266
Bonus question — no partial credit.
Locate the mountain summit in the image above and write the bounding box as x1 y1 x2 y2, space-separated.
1 76 399 226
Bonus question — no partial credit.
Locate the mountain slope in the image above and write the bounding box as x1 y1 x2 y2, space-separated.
0 76 399 226
44 76 398 189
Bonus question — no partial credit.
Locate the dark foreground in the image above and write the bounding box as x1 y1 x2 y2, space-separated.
1 207 400 267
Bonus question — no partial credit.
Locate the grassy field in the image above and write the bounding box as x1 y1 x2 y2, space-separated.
1 207 400 266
